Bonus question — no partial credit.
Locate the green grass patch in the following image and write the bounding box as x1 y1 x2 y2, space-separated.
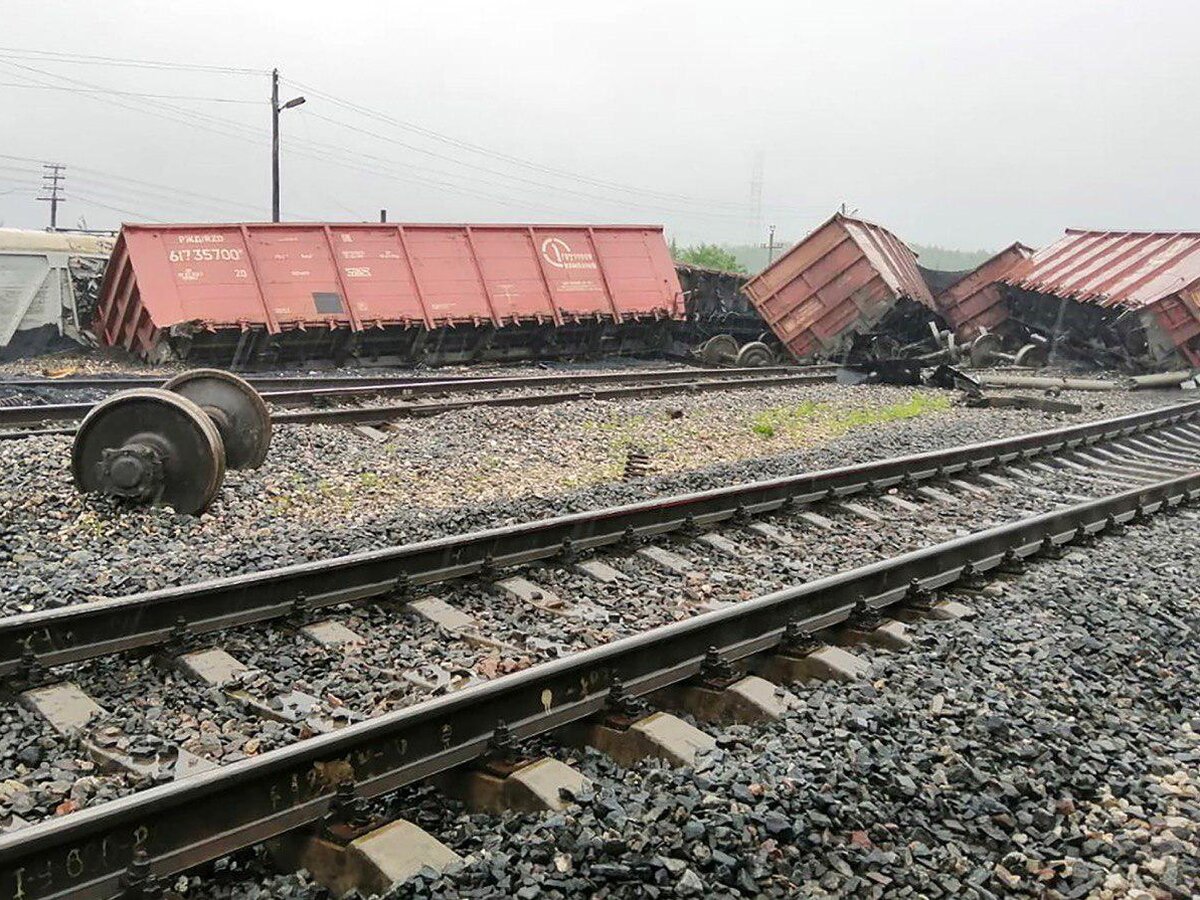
751 401 822 438
750 393 948 439
829 392 949 432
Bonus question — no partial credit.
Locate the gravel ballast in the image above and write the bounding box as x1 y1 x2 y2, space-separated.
178 505 1200 899
0 381 1188 614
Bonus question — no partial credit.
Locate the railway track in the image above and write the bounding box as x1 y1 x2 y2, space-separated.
0 400 1197 898
0 366 836 436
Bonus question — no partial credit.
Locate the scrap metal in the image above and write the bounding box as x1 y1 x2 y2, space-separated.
0 229 113 359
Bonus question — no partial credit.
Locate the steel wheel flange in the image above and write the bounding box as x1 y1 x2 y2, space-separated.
162 368 272 469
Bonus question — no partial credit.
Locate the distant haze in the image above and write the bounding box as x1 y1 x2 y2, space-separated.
1 1 1195 253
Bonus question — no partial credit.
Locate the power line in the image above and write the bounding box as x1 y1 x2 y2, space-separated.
0 47 265 75
0 155 272 222
283 76 761 212
297 109 761 221
0 61 267 146
0 153 265 215
0 61 747 223
0 81 262 103
67 191 163 222
1 52 813 226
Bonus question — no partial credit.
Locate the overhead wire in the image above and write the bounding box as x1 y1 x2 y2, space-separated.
282 77 756 210
66 191 164 222
295 108 762 221
0 49 805 227
282 77 816 219
0 60 268 146
0 48 266 75
0 153 265 217
0 61 561 218
0 49 766 217
0 159 276 225
0 81 262 103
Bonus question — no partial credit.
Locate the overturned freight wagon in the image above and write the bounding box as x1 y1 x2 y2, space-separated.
1000 229 1200 370
927 242 1034 342
0 228 113 360
740 212 942 362
95 223 684 368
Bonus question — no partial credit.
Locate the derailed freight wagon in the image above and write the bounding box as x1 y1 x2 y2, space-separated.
1000 229 1200 370
0 229 113 360
740 212 942 362
928 242 1034 341
95 223 684 368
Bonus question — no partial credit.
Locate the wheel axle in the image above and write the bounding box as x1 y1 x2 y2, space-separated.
71 370 272 515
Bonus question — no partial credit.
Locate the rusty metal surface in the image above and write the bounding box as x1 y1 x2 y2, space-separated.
933 242 1033 340
1003 229 1200 367
741 213 935 360
95 223 683 363
1004 230 1200 310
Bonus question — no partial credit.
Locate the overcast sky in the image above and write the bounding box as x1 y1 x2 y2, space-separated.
1 1 1196 252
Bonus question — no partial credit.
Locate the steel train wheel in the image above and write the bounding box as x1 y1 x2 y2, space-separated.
72 388 226 515
735 341 774 367
700 334 739 366
970 332 1004 368
162 369 272 470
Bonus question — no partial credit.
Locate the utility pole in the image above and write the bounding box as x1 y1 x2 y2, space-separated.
271 70 280 222
39 163 65 231
271 69 306 222
767 224 777 265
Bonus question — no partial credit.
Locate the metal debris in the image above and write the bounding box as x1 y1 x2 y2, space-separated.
963 394 1084 414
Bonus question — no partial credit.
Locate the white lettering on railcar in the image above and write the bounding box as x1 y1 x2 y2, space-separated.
176 234 225 244
341 250 366 259
541 237 597 270
168 248 243 262
557 280 600 293
345 267 372 278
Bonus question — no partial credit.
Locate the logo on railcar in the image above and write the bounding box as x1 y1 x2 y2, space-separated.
541 237 596 270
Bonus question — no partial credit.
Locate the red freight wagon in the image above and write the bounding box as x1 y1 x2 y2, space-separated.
1001 228 1200 369
932 242 1034 341
95 223 684 368
740 213 939 362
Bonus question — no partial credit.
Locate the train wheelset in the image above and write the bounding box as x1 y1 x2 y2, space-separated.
71 369 272 515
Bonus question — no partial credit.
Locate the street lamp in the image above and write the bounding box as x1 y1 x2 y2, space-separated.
271 68 306 222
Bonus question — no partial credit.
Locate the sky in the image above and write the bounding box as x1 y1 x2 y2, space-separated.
0 1 1196 252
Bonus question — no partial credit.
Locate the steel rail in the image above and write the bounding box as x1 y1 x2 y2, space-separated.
7 369 787 391
0 367 833 430
1 399 1197 678
2 472 1196 899
269 373 834 425
0 365 826 395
